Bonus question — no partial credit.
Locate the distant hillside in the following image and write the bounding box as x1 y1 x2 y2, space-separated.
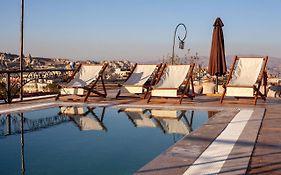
142 55 281 70
0 52 71 69
225 56 281 75
1 51 280 75
141 55 281 76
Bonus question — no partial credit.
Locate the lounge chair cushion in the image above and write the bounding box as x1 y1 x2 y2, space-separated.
151 89 178 97
226 87 254 97
121 86 144 94
60 87 84 95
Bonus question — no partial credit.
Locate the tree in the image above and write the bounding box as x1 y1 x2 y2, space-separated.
46 83 60 93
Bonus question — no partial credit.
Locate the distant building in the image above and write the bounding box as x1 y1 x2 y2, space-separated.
114 68 131 79
268 77 281 85
23 80 54 93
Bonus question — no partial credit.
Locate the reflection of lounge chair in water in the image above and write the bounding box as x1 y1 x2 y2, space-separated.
150 109 193 135
59 106 107 131
119 108 157 128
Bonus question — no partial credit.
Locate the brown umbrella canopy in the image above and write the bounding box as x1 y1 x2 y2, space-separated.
208 17 227 76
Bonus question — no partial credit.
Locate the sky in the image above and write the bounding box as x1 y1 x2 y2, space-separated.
0 0 281 62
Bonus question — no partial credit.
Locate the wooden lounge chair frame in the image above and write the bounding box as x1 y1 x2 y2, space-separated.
116 63 163 99
147 64 195 104
56 63 108 102
220 56 268 105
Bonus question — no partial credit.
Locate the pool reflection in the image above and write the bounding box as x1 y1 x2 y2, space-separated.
59 106 107 131
0 107 216 137
119 108 194 135
0 107 217 175
0 113 69 136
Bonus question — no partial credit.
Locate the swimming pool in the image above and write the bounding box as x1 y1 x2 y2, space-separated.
0 106 217 175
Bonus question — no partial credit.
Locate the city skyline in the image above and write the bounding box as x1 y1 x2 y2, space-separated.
0 0 281 61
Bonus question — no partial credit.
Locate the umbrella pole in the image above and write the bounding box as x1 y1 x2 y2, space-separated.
215 76 219 93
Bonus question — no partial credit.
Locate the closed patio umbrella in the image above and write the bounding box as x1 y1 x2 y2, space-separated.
208 17 227 93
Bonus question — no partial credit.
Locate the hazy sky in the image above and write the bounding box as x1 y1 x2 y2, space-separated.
0 0 280 61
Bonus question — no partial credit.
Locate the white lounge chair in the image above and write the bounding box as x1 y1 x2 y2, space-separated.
116 64 162 98
220 56 268 104
147 64 195 104
56 63 108 102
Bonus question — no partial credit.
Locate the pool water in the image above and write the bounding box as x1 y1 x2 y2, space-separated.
0 107 216 175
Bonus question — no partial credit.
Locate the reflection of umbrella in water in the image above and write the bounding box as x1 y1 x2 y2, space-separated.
208 17 227 93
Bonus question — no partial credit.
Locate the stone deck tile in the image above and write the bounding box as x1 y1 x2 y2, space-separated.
135 110 239 175
247 104 281 175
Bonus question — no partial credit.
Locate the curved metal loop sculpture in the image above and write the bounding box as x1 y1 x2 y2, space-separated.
171 23 187 65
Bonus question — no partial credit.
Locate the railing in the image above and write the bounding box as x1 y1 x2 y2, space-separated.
0 69 73 103
0 114 70 136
